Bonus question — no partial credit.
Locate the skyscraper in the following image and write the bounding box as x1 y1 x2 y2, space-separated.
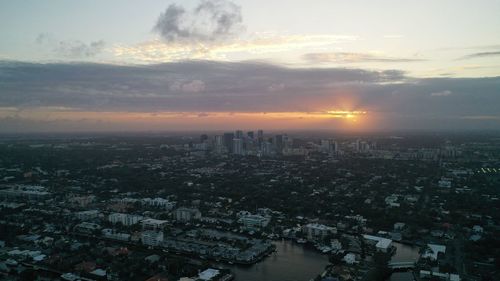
275 134 284 153
233 138 244 155
223 132 235 153
235 130 244 139
257 130 264 147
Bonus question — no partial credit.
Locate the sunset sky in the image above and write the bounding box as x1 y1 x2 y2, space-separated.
1 0 500 132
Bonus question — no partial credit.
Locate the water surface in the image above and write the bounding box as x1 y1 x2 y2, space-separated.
220 240 329 281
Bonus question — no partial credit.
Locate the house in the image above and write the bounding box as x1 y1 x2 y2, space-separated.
422 244 446 261
394 222 406 231
363 235 392 253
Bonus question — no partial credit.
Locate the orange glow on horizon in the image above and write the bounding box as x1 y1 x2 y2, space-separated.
0 108 373 131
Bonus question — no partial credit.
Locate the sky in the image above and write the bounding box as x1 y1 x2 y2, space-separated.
0 0 499 132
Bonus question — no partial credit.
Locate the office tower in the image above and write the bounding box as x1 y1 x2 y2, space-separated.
233 138 244 155
275 134 284 153
214 135 224 153
223 132 234 153
320 139 333 153
355 139 361 152
247 131 254 139
257 130 264 145
235 130 244 139
320 139 338 153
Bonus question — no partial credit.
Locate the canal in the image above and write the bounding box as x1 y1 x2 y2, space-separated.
216 241 420 281
218 240 329 281
389 242 421 281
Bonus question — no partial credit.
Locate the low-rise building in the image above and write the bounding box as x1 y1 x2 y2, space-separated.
303 223 334 241
108 213 144 226
239 214 270 229
141 231 164 247
173 207 201 222
74 210 100 221
363 235 392 253
141 218 168 230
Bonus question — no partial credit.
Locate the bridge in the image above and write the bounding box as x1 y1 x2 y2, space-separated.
388 261 416 269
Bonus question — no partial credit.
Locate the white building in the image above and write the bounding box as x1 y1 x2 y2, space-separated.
363 235 392 253
108 213 144 226
422 244 446 261
239 214 270 229
198 268 220 281
303 223 334 241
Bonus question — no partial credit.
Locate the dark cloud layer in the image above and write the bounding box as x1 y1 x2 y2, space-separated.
0 60 499 130
154 0 243 42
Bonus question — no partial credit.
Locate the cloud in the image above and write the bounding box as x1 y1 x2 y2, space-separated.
36 33 106 58
459 51 500 60
430 90 452 97
153 0 244 43
56 40 106 58
113 34 357 63
0 60 405 113
303 52 425 64
1 60 499 131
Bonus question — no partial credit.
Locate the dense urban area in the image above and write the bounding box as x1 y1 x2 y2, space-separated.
0 131 499 281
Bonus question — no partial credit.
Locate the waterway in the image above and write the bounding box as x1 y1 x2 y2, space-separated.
389 242 421 281
391 242 420 263
219 240 329 281
217 241 419 281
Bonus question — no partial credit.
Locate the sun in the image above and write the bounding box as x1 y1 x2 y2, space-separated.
326 110 367 121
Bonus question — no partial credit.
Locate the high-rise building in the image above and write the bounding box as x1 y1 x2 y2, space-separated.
235 130 244 139
257 130 264 146
233 138 244 155
223 132 234 153
247 131 254 139
214 135 224 153
320 139 338 153
275 134 284 153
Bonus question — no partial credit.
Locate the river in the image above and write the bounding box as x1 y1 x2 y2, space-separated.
216 241 419 281
389 242 421 281
218 240 329 281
